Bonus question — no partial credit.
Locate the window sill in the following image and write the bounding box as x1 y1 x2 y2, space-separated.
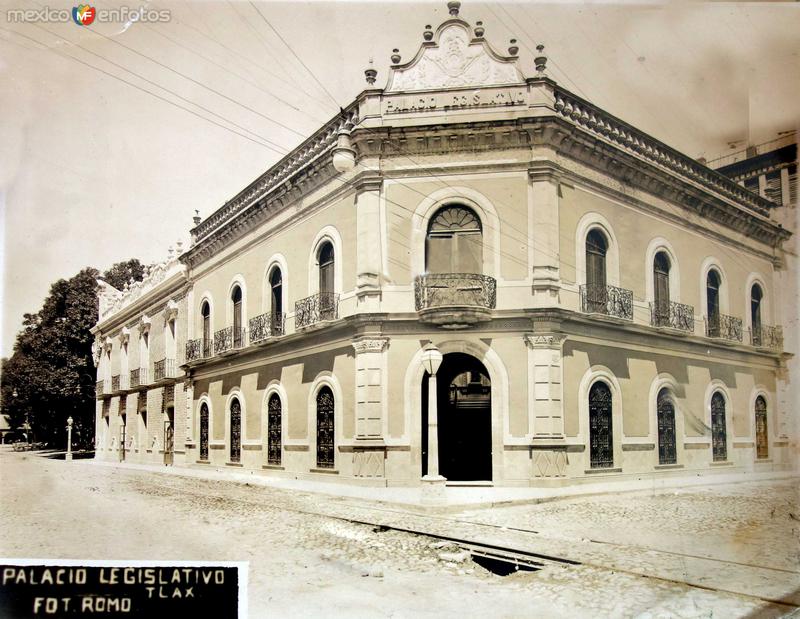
310 468 339 475
195 460 210 465
654 463 683 470
225 462 243 468
262 464 284 470
584 467 622 474
710 460 734 467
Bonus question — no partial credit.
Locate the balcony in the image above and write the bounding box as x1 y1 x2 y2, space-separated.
153 358 177 382
295 293 339 329
95 380 107 398
706 314 743 342
414 273 496 328
751 324 783 351
130 367 149 389
650 301 694 332
214 327 246 355
249 313 285 344
111 375 120 392
579 284 633 320
186 338 213 362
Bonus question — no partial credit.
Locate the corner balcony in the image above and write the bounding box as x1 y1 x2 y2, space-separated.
650 301 695 333
214 327 246 355
414 273 496 329
295 293 339 329
579 284 633 321
750 324 783 351
153 358 177 382
130 367 148 389
706 314 743 342
186 339 213 363
249 313 285 344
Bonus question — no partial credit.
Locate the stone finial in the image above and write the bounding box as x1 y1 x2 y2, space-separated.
447 1 460 17
391 48 401 64
474 21 484 38
508 39 519 56
534 44 547 75
364 58 377 85
193 209 201 226
423 25 433 41
167 245 174 260
176 240 183 255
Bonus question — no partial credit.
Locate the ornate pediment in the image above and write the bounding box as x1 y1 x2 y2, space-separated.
386 17 524 93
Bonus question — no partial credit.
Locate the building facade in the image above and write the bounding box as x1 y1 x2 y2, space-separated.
94 2 796 487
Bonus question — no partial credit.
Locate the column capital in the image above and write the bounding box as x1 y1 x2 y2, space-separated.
352 337 389 354
524 333 567 350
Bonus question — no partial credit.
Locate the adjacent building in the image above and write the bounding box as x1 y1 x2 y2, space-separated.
93 2 796 487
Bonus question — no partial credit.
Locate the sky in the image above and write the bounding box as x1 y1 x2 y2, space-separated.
1 0 798 358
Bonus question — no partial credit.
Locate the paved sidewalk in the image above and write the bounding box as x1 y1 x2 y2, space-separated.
90 456 798 510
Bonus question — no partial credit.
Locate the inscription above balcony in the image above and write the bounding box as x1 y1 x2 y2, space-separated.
414 273 496 329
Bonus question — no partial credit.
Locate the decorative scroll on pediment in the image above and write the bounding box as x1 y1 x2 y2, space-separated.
387 22 523 93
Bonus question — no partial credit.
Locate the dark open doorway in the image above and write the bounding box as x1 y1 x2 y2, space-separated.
422 352 492 482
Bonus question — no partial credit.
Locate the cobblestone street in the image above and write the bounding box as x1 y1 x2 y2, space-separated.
1 450 797 618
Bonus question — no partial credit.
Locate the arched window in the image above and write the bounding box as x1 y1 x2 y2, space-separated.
711 391 727 462
267 393 282 466
589 381 613 468
751 284 763 345
653 251 671 324
706 270 722 337
229 398 241 463
318 242 336 320
269 267 283 326
201 302 211 357
585 229 608 312
231 286 243 348
316 386 335 469
656 389 677 465
199 403 209 461
755 396 768 459
425 205 483 274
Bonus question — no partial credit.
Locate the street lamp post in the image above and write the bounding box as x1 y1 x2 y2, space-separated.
66 417 74 461
420 344 446 503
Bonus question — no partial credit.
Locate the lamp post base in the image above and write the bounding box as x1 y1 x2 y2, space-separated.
420 474 447 505
66 453 73 461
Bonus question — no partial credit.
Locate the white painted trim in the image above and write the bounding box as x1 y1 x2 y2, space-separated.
744 272 771 334
699 257 730 318
261 253 289 318
307 226 344 297
224 388 246 462
261 380 289 464
577 366 624 470
647 374 685 466
704 381 733 461
404 339 510 481
198 291 215 334
644 237 681 304
409 185 501 279
226 274 247 327
307 372 343 469
574 212 621 288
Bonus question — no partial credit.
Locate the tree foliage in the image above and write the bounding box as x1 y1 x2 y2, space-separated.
0 260 144 449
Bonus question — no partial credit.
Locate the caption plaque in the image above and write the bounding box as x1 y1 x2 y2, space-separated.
0 560 246 618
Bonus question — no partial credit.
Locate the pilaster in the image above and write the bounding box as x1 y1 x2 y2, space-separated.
524 331 567 439
355 177 384 312
528 166 561 304
352 337 389 478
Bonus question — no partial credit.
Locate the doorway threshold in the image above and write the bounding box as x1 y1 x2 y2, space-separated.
445 480 494 487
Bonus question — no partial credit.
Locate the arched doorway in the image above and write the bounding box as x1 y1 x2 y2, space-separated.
422 353 492 482
199 403 209 461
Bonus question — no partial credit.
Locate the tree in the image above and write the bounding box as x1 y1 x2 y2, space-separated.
0 260 144 449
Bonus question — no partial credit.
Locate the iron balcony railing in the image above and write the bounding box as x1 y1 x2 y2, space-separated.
185 338 213 362
119 373 130 391
129 367 149 388
750 324 783 351
580 284 634 320
414 273 497 311
95 380 106 398
214 327 246 354
249 312 285 344
153 358 176 382
111 375 120 392
650 301 695 332
706 314 743 342
295 293 339 329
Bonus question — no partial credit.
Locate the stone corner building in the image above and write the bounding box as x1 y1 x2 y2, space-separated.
93 2 796 487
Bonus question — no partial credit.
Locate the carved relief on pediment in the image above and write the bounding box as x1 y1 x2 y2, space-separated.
388 23 522 92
